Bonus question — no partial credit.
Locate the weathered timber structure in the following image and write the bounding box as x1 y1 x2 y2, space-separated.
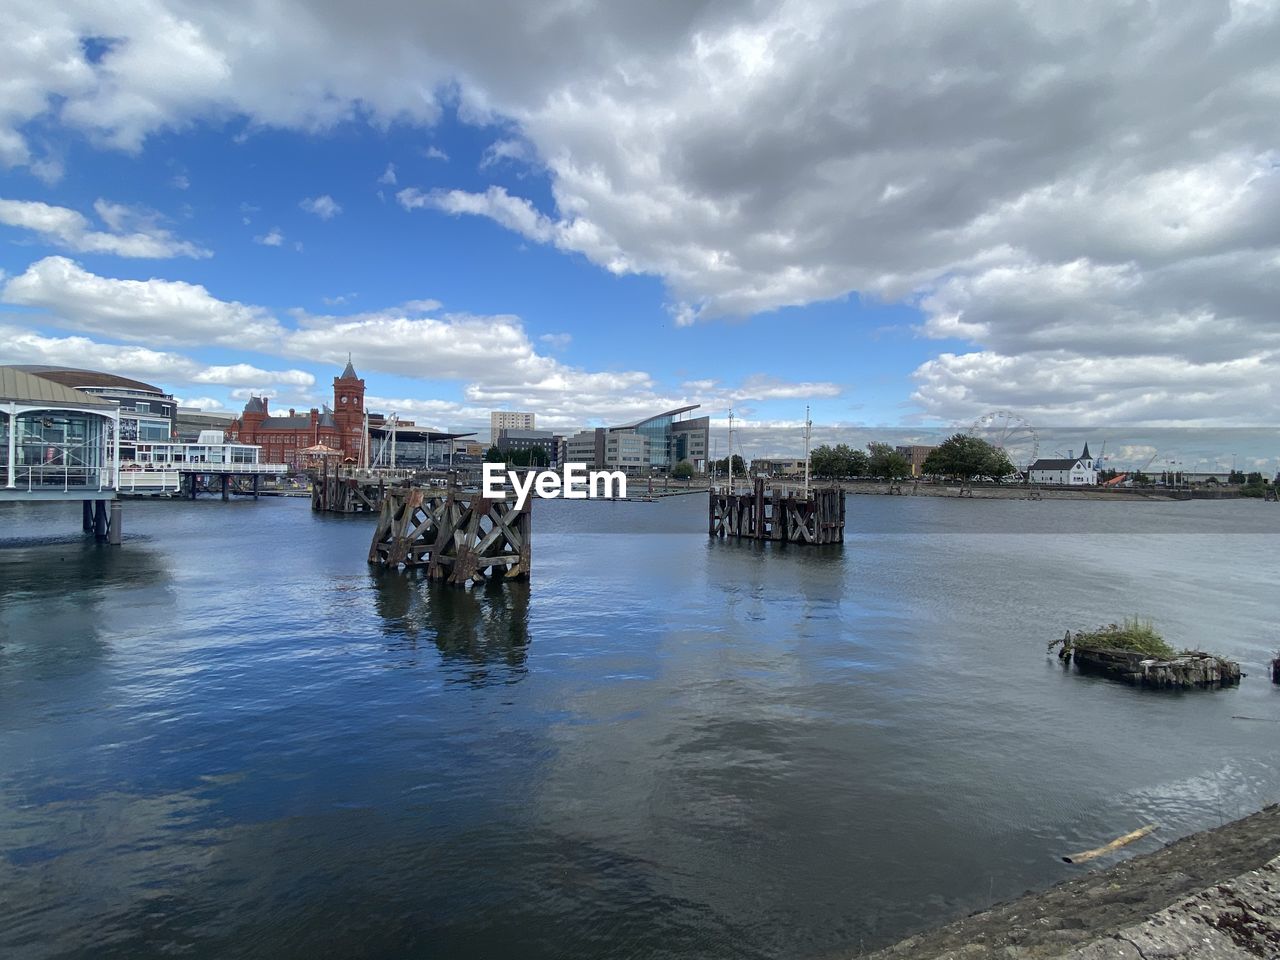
368 486 531 584
709 478 844 544
1056 638 1242 689
1271 654 1280 685
310 460 426 514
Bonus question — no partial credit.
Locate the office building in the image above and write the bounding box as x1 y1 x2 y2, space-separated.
490 411 535 438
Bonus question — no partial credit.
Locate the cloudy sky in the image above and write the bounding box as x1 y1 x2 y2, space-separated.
0 0 1277 465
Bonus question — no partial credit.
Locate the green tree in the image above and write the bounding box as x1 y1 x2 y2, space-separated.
712 454 746 475
484 445 504 463
810 444 838 478
922 433 1014 481
811 444 868 479
672 460 694 479
867 442 911 480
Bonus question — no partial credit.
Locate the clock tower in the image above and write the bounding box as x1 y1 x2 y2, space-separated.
332 357 366 460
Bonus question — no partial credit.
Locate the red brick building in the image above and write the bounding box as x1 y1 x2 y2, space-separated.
227 361 366 468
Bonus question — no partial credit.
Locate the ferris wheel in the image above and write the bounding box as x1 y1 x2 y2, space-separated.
969 410 1039 476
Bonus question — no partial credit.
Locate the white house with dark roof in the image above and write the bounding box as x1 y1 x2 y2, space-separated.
1028 443 1098 485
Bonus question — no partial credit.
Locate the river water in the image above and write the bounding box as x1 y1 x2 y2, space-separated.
1 494 1278 959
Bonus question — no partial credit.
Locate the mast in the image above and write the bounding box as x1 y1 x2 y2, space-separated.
803 404 811 497
727 407 734 491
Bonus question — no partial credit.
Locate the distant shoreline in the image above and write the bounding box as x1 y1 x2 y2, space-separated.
838 481 1219 501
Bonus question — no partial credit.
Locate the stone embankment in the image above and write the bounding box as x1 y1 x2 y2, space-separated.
842 482 1188 501
860 803 1280 959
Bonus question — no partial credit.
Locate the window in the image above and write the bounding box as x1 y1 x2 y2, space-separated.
140 421 170 441
135 401 150 414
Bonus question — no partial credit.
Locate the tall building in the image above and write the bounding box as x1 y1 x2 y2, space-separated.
895 444 937 478
614 405 708 472
8 365 175 460
565 405 708 474
332 360 366 458
227 360 366 468
491 411 535 438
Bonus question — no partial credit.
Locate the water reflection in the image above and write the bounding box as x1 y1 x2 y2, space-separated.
0 535 171 680
370 571 531 684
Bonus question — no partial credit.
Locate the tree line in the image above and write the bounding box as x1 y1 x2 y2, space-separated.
808 434 1014 481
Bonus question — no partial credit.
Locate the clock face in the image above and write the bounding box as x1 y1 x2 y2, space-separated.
341 396 348 404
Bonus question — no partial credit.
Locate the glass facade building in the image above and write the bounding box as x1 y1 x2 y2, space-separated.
601 405 710 473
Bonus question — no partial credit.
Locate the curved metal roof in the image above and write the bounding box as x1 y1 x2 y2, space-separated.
7 365 166 395
0 366 116 408
609 404 700 431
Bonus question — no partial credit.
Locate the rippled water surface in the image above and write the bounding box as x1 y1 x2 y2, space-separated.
2 494 1278 959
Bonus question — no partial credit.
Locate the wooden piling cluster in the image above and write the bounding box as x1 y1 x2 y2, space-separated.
709 477 844 544
368 486 531 584
311 460 387 514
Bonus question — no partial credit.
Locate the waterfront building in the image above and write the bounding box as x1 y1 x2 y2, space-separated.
174 406 236 443
564 427 652 474
895 444 937 478
119 431 282 494
565 406 707 473
8 365 174 460
1 366 121 496
1028 444 1098 485
227 361 366 469
565 427 605 466
496 428 559 466
491 411 535 438
752 457 806 477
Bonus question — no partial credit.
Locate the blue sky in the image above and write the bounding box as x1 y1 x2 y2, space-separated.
0 2 1276 467
1 108 950 434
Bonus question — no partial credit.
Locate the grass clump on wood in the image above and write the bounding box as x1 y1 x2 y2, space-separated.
1075 618 1177 658
1049 617 1179 658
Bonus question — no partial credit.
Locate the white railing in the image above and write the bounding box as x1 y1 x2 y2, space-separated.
118 470 181 492
133 461 289 474
13 463 113 492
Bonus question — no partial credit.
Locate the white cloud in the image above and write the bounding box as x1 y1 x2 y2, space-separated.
171 174 189 190
5 2 1280 422
173 396 225 411
299 194 341 220
191 364 315 387
378 163 396 185
0 196 209 258
0 323 313 391
539 332 571 349
254 227 284 246
2 256 280 347
1 257 836 426
480 138 532 169
424 146 449 161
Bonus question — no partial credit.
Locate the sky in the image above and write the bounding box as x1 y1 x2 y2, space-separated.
0 1 1277 468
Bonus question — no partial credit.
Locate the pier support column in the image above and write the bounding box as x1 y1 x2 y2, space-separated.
108 500 122 545
190 474 197 500
221 473 229 501
82 499 93 531
252 474 260 499
93 500 108 542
